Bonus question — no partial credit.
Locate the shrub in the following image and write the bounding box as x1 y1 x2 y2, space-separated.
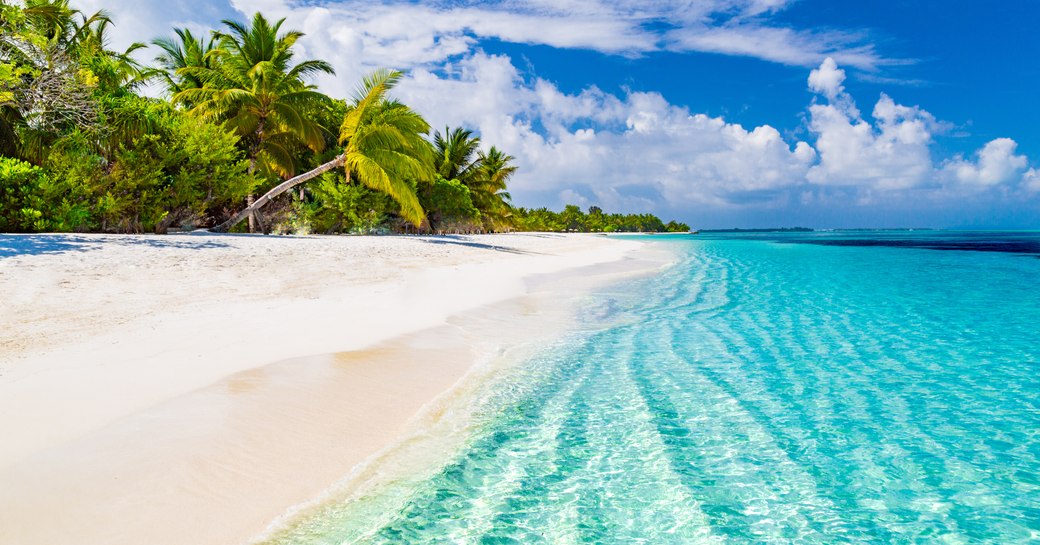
0 157 49 232
421 176 481 233
311 171 393 233
37 100 256 233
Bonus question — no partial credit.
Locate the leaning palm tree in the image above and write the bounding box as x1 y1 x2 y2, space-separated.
211 69 434 232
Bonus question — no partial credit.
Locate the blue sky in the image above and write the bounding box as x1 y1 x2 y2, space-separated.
87 0 1040 228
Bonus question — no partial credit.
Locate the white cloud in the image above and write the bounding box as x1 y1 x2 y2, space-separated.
942 138 1029 188
803 57 1034 204
215 0 888 96
668 26 883 70
77 0 237 54
1024 169 1040 193
396 53 816 210
77 0 892 109
808 57 845 100
806 91 935 190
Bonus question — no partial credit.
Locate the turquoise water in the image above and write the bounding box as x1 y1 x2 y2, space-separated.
277 232 1040 544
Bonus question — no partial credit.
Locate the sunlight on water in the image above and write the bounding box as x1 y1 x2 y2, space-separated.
269 232 1040 544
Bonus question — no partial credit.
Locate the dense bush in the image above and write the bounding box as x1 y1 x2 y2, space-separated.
311 171 395 234
420 176 481 233
0 157 51 232
36 100 255 233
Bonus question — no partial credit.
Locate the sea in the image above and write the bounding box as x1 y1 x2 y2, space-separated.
269 230 1040 544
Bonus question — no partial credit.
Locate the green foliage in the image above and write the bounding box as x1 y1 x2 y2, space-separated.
433 126 481 183
271 196 317 235
151 28 217 98
36 100 255 233
420 175 480 233
0 151 94 232
0 157 50 231
172 12 333 179
428 128 514 232
470 146 515 231
512 205 686 233
560 204 586 232
311 171 393 233
512 207 565 232
665 220 691 232
338 71 433 226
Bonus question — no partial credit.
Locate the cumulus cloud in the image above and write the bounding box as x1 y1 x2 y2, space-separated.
806 92 936 190
802 57 1034 205
942 138 1029 188
395 53 816 210
808 57 846 100
794 55 1031 215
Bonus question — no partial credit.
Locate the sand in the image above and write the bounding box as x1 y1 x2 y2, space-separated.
0 232 666 545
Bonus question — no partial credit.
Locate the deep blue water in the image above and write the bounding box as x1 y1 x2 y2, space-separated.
273 231 1040 544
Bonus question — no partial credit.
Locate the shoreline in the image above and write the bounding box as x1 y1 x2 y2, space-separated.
0 232 672 545
253 243 677 544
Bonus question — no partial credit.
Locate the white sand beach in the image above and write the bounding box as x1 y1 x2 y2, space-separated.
0 232 664 545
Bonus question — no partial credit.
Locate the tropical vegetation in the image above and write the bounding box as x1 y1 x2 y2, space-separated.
0 1 690 234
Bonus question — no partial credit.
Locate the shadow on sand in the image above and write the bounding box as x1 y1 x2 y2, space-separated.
415 234 542 255
0 234 231 258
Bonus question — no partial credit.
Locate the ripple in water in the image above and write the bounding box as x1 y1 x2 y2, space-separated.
270 232 1040 544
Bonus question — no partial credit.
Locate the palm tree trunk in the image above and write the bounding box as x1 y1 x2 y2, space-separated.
246 194 256 233
211 154 345 233
246 155 258 233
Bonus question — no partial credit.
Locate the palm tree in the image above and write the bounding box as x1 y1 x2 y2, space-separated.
212 69 434 232
16 0 87 46
75 14 150 93
472 146 516 230
432 126 481 183
173 13 332 177
172 12 334 230
429 127 518 231
151 28 217 98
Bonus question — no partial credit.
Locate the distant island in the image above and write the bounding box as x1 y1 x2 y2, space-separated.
700 227 814 233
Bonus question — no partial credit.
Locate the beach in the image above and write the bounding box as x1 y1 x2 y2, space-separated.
0 232 662 545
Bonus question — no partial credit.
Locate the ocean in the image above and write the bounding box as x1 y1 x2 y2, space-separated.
271 231 1040 544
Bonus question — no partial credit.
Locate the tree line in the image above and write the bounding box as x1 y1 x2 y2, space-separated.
0 1 690 235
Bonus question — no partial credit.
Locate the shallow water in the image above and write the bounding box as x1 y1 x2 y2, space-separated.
271 231 1040 544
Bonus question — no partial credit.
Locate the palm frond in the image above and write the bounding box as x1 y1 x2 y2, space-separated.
260 140 295 178
340 69 402 145
347 153 425 225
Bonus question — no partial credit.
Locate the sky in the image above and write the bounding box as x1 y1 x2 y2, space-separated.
82 0 1040 228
